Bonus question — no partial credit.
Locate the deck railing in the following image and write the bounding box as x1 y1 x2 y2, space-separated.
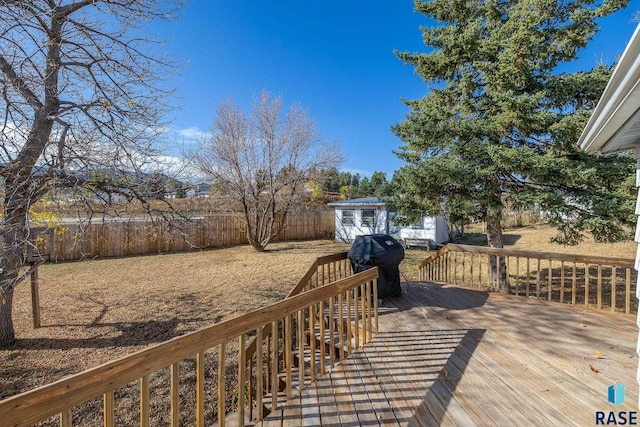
419 243 637 314
0 263 377 427
244 252 352 362
286 252 352 296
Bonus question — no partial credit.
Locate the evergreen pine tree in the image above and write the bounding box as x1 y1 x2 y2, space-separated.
388 0 635 292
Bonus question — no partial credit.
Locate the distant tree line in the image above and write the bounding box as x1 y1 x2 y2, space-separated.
319 167 389 199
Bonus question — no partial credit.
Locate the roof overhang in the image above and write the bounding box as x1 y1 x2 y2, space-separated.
579 23 640 154
327 198 385 208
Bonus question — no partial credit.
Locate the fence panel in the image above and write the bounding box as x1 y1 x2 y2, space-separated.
41 210 334 261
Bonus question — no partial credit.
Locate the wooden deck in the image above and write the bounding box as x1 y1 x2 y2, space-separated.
258 281 638 426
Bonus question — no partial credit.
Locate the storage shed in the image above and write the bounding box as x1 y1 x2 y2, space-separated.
328 197 449 246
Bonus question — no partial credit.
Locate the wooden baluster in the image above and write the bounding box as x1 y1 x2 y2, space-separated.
373 279 379 334
329 296 335 368
238 335 246 426
170 363 179 427
515 257 520 296
338 293 345 362
487 255 493 289
585 264 590 308
309 306 316 382
346 291 353 357
611 266 617 312
505 256 510 293
196 352 204 427
526 258 530 297
60 409 72 427
548 260 552 301
536 259 541 299
104 390 114 427
462 252 466 286
626 268 631 314
140 375 150 427
248 355 253 422
256 327 264 421
360 283 367 343
271 321 278 410
470 253 475 288
353 288 360 349
285 315 292 400
298 309 305 393
572 262 577 305
560 261 565 303
597 265 603 310
452 251 458 286
218 343 226 427
319 300 326 375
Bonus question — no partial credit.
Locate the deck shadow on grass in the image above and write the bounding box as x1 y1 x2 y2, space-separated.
453 232 521 246
12 316 213 350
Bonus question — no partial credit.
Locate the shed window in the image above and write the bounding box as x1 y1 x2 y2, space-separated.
342 210 355 225
362 209 375 227
411 218 423 229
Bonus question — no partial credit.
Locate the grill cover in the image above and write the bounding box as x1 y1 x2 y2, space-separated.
347 234 404 298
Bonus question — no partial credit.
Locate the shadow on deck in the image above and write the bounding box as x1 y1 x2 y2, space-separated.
261 282 638 426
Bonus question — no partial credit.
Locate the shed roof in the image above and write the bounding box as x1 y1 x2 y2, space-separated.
327 197 384 207
579 23 640 154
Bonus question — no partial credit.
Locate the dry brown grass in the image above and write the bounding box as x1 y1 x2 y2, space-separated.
457 222 637 258
2 239 350 402
1 224 636 423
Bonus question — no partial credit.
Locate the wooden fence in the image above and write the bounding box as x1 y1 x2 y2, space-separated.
419 243 637 314
34 210 334 261
0 264 378 426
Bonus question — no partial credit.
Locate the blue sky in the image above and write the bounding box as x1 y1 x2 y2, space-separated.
159 1 640 179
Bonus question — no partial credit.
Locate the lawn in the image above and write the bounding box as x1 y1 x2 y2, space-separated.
1 224 636 408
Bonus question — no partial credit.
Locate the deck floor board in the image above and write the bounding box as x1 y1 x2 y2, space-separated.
257 282 638 426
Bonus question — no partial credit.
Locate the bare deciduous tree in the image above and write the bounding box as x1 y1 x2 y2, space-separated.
192 92 342 252
0 0 184 346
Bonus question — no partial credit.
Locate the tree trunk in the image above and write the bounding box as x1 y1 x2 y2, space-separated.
0 287 15 347
0 228 26 347
486 214 510 293
0 179 30 347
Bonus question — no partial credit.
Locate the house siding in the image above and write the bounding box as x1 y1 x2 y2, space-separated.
334 207 387 243
635 159 640 408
